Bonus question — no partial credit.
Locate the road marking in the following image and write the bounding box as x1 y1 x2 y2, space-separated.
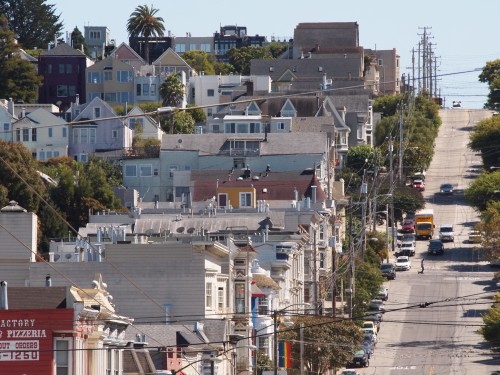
443 276 482 281
389 366 417 370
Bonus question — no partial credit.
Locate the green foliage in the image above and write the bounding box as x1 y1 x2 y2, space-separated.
267 41 288 58
280 315 363 373
345 145 382 174
228 46 274 75
468 116 500 169
391 185 425 221
352 259 385 317
187 104 207 124
70 27 87 55
0 0 63 49
478 59 500 110
171 110 195 134
0 140 46 212
465 171 500 212
480 294 500 349
366 231 389 263
214 61 237 75
159 73 185 107
181 50 216 75
477 201 500 261
373 94 404 118
255 352 273 375
126 4 165 63
0 16 43 102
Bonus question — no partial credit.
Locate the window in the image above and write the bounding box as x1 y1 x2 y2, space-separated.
80 128 88 144
80 154 88 163
140 164 152 177
89 128 96 144
90 30 101 39
23 128 29 141
117 70 132 82
136 84 142 96
176 43 186 53
94 107 101 119
200 43 211 52
39 151 45 160
205 282 213 308
276 122 285 131
258 296 268 315
125 165 137 177
57 85 68 97
189 43 196 50
62 127 67 137
207 89 215 97
48 127 53 137
207 108 213 117
88 71 102 84
15 128 20 141
235 283 245 313
68 85 76 96
319 251 325 269
112 129 118 139
31 128 37 142
104 93 117 102
59 64 65 74
66 64 72 74
378 59 383 66
104 71 112 81
3 123 8 132
47 64 52 74
218 287 224 311
258 337 269 352
55 339 70 375
239 192 252 208
119 92 132 103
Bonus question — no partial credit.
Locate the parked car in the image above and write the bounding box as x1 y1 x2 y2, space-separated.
363 332 377 346
439 183 454 195
439 224 455 242
428 239 444 255
395 256 411 271
398 241 416 257
468 230 482 243
361 340 373 358
396 233 404 247
340 370 360 375
402 219 415 233
377 286 389 301
348 349 370 368
405 212 416 221
362 321 378 335
368 299 386 311
380 263 396 280
413 179 425 191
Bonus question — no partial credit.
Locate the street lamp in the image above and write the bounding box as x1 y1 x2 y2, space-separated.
273 303 310 375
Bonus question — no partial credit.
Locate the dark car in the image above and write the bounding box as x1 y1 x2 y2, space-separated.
348 349 370 368
439 183 454 195
380 263 396 280
428 239 444 255
361 341 373 358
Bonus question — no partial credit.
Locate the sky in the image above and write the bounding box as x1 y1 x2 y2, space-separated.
50 0 500 109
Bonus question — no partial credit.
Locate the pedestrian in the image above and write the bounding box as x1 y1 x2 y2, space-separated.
418 258 425 274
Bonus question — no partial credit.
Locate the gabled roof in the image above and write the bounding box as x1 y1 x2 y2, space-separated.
87 55 135 71
330 93 371 112
40 42 87 57
73 97 119 123
125 324 205 347
22 108 67 126
151 47 193 70
110 42 146 64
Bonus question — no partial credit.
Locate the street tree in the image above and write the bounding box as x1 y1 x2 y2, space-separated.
345 145 383 175
0 0 63 49
465 170 500 212
70 27 87 55
126 4 165 63
280 315 363 373
476 201 500 261
468 115 500 169
187 104 207 124
159 73 185 133
480 293 500 350
0 16 42 102
478 59 500 110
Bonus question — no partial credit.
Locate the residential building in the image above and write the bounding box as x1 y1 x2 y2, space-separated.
129 35 174 64
84 26 113 60
365 48 401 95
86 56 135 105
0 100 16 142
110 42 147 73
12 108 69 160
173 33 213 54
68 96 133 162
214 25 267 63
38 42 92 111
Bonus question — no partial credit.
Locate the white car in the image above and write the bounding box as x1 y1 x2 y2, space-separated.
395 256 411 271
399 241 416 256
377 286 389 301
439 224 455 242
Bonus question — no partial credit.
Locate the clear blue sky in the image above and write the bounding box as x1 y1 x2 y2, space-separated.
51 0 499 109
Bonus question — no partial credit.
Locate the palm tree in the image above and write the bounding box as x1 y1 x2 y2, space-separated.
159 73 185 133
126 4 165 63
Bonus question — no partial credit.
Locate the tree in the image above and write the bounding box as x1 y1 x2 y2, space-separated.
181 50 216 75
126 4 165 64
227 46 273 75
255 352 273 375
187 104 207 124
0 140 46 213
159 73 185 107
468 116 500 169
0 0 63 49
478 59 500 110
0 16 42 102
280 315 363 373
465 171 500 212
476 201 500 261
70 27 87 55
345 145 382 175
480 293 500 349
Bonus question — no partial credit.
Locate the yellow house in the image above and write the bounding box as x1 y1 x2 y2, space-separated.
216 186 257 209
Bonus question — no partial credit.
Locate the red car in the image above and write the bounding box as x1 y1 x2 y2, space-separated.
402 219 415 233
413 179 425 191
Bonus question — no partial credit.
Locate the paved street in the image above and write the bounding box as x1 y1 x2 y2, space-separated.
358 109 499 375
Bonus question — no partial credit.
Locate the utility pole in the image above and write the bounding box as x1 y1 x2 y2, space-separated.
312 225 318 314
347 197 354 318
398 104 404 183
273 311 278 375
331 217 337 318
360 173 368 261
389 137 396 252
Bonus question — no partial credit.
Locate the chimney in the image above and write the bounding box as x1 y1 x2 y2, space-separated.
7 98 14 116
1 281 8 309
75 94 79 106
246 81 254 96
45 274 52 287
21 107 26 118
311 185 317 204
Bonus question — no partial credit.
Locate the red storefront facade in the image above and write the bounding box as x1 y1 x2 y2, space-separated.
0 309 76 374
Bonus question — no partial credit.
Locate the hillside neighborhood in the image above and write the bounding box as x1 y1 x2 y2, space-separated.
1 3 500 375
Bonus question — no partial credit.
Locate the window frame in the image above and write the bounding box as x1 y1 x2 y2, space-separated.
125 165 137 177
